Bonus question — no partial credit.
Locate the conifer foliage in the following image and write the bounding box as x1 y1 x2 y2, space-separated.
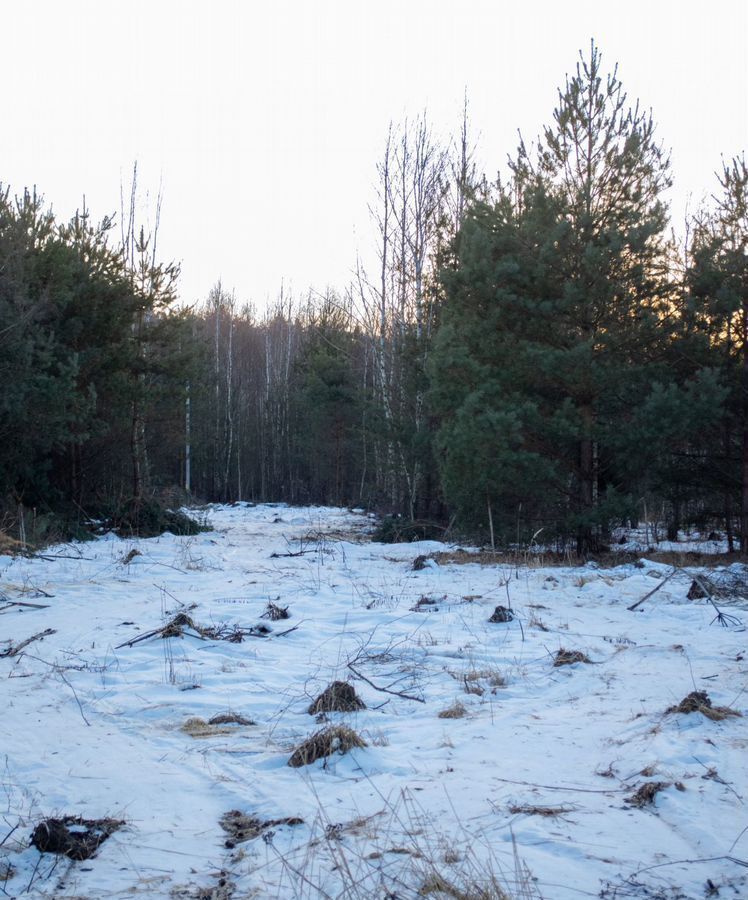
430 43 734 550
0 185 191 541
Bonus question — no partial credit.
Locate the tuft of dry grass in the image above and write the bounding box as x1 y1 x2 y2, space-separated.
665 690 742 721
553 648 592 667
527 613 549 631
261 600 290 620
428 550 505 567
643 550 739 568
180 714 255 737
307 681 366 714
0 532 24 556
419 871 511 900
219 810 303 847
624 781 671 808
31 816 125 860
438 701 467 719
288 725 367 767
208 712 255 726
488 605 514 623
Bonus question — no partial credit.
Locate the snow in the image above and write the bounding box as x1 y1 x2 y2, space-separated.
1 504 746 899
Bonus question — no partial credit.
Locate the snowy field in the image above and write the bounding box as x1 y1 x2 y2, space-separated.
1 504 746 899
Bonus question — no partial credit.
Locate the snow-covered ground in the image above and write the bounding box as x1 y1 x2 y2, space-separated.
1 504 746 899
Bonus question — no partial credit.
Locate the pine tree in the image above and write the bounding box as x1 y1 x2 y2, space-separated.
687 155 748 550
431 43 676 551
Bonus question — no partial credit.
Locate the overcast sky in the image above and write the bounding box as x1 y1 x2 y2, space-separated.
4 1 746 309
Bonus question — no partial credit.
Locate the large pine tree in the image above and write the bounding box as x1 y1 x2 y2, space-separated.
431 42 678 551
687 156 748 551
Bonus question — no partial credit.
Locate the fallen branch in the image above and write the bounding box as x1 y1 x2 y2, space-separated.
627 568 677 611
270 549 314 558
347 663 425 703
35 554 93 561
0 601 50 613
491 776 629 794
0 628 56 658
115 612 275 649
115 626 174 649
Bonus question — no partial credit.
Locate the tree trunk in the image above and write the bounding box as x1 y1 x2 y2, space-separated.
131 398 146 502
577 401 598 555
667 501 680 543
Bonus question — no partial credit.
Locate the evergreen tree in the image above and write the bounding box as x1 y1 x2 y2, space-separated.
431 43 677 551
687 155 748 550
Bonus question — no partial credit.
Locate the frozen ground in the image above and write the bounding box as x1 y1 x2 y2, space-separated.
0 504 746 899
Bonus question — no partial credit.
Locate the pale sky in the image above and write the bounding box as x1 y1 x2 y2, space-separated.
4 0 746 309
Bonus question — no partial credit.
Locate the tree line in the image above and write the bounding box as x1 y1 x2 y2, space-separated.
1 43 746 553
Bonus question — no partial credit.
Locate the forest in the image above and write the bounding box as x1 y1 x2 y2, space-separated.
1 43 746 555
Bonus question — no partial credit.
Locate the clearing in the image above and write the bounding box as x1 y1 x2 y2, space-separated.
1 504 746 898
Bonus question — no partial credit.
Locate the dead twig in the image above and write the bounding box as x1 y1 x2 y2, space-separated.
0 601 50 613
114 627 171 649
347 663 425 703
34 554 92 562
57 670 90 726
492 776 629 794
0 629 57 659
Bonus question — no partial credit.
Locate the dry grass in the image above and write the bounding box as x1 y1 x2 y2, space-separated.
553 648 592 667
666 690 742 721
438 701 467 719
412 595 442 611
643 550 741 568
452 667 506 696
421 545 745 571
219 810 303 847
307 681 366 714
180 713 255 737
488 605 514 623
0 532 24 555
420 871 510 899
288 725 367 767
208 712 255 726
261 600 290 620
31 816 125 860
429 550 505 567
508 803 574 817
527 613 549 631
624 781 671 808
